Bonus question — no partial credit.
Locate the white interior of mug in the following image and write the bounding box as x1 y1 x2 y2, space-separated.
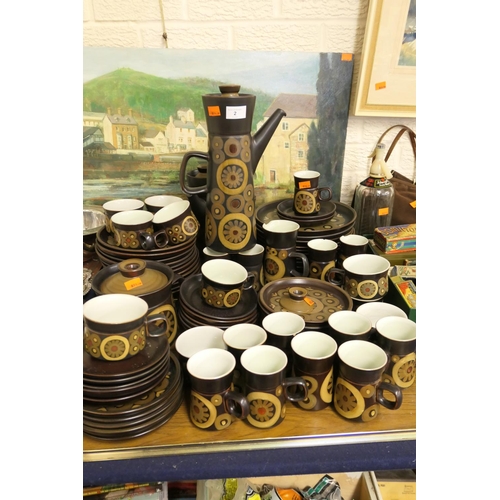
103 198 144 212
203 247 228 257
83 294 148 324
111 210 153 226
175 326 225 358
307 239 338 251
187 348 235 379
145 195 183 208
340 234 369 247
263 220 300 233
201 259 248 285
338 340 387 371
328 310 372 335
153 200 190 224
262 311 305 336
376 316 416 341
223 324 267 349
238 243 264 256
294 170 320 180
240 345 287 374
291 331 337 359
342 254 390 275
356 302 407 327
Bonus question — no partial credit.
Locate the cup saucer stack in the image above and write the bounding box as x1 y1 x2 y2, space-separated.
83 336 183 440
177 274 259 331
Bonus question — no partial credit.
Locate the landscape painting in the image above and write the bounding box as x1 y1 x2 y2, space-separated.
83 48 354 207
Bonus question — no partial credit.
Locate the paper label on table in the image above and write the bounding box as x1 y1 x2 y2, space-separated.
226 105 247 119
410 200 416 208
124 277 143 290
299 180 312 189
378 207 389 216
341 53 353 61
207 106 221 116
304 297 315 306
375 81 386 90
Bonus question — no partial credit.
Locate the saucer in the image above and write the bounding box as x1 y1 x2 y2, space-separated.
277 199 337 226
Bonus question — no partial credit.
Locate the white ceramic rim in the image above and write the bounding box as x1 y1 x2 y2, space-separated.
307 238 338 251
103 199 144 212
153 200 190 224
340 234 369 246
262 220 300 233
291 331 338 359
175 326 225 358
83 294 148 324
238 243 264 256
328 310 372 335
240 345 287 375
201 259 248 285
203 247 228 256
262 311 305 336
223 324 267 349
294 170 320 180
375 316 416 342
187 348 235 379
342 254 390 275
356 302 407 327
145 195 183 207
111 210 153 226
338 340 387 371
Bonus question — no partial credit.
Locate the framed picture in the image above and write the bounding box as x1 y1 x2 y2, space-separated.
353 0 416 117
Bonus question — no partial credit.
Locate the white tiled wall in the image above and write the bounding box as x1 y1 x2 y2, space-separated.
83 0 416 205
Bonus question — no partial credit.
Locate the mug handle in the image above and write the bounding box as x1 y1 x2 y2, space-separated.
325 267 345 287
376 381 403 410
318 187 332 201
139 230 169 250
289 251 309 278
145 313 168 337
225 391 250 419
242 273 256 290
283 377 308 402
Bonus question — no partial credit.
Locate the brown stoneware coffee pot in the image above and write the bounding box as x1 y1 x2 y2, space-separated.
179 84 286 253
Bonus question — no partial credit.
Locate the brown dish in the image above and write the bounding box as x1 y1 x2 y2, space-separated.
277 199 337 226
258 277 353 328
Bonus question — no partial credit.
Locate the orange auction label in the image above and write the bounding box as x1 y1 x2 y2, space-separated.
207 106 221 116
375 81 387 90
341 53 353 61
410 200 416 208
124 277 143 291
303 297 315 306
298 180 311 189
378 207 389 216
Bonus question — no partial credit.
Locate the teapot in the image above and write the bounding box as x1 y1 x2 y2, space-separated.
179 84 286 253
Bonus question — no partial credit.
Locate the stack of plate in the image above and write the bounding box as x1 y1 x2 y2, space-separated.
94 227 201 295
256 198 357 253
83 336 183 440
177 274 260 331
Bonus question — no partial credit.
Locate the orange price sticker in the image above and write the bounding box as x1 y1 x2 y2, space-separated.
303 297 315 306
378 207 389 216
375 81 387 90
124 277 143 291
410 200 416 208
341 53 353 61
207 106 221 116
298 180 311 189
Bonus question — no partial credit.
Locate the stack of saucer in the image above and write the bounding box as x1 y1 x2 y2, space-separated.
177 274 259 331
83 336 183 440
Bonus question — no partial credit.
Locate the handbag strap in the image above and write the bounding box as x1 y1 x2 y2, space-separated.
376 125 416 161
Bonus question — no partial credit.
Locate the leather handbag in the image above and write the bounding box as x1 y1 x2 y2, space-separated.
376 125 416 226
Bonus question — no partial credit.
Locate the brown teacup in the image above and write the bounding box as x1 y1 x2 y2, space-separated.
144 195 184 214
83 294 168 361
337 234 369 268
200 259 255 308
293 170 332 215
110 210 154 250
152 200 199 245
240 345 308 429
187 348 249 431
233 244 265 292
333 340 403 422
102 198 144 233
307 238 338 281
291 331 338 411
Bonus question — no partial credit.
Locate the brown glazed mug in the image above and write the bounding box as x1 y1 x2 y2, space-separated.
240 345 308 429
186 348 249 431
333 340 403 422
200 259 255 308
337 234 369 268
233 243 265 292
374 316 416 390
111 210 155 250
307 238 338 281
144 195 183 214
102 198 144 233
291 331 338 411
293 170 332 215
152 200 199 245
262 220 309 283
83 294 168 361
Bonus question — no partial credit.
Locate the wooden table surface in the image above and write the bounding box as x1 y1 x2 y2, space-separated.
83 381 415 462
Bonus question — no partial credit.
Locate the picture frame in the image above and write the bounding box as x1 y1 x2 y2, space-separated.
353 0 416 117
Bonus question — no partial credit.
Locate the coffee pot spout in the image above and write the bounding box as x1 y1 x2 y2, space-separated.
252 108 286 172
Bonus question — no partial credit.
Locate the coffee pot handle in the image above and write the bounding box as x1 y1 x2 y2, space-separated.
289 251 309 278
179 151 209 196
